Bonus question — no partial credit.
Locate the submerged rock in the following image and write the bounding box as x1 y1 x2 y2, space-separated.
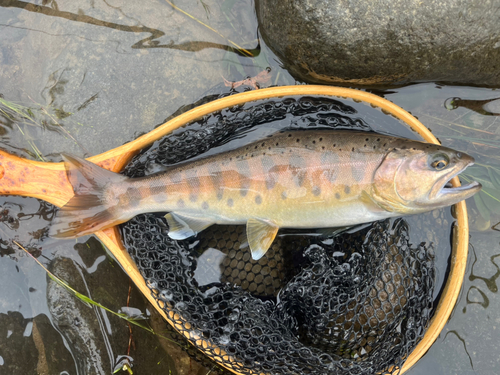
256 0 500 86
47 256 112 374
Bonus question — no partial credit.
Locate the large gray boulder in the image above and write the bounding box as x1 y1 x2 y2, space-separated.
256 0 500 86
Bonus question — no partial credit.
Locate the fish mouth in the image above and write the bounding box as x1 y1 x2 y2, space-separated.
433 162 482 201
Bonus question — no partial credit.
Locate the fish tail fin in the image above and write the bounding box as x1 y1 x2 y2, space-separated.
49 154 129 238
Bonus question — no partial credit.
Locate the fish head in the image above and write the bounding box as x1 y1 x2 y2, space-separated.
372 143 481 214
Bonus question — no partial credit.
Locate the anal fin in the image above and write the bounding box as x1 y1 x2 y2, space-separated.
165 212 214 240
246 218 279 260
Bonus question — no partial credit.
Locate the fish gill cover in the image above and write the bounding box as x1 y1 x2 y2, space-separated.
119 96 436 375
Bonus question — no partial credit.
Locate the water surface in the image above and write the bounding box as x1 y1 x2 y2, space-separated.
0 1 499 374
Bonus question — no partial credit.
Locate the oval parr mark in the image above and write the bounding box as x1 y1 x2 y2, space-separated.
265 175 276 190
177 199 185 208
202 201 209 210
289 154 306 187
126 187 142 208
335 192 341 200
185 169 200 191
255 195 262 205
312 186 321 196
344 185 351 195
209 163 224 201
320 152 339 183
227 198 234 207
237 159 251 197
281 191 287 200
261 155 276 190
148 185 168 203
350 152 366 182
169 171 182 185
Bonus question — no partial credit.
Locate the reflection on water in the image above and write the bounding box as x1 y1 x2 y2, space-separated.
0 0 257 53
445 96 500 116
0 0 499 374
470 249 500 294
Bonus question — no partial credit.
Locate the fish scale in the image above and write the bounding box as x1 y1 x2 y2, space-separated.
49 129 481 260
136 130 395 225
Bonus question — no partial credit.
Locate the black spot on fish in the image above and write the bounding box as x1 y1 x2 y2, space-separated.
202 201 209 210
227 198 234 207
177 199 185 208
335 192 341 199
344 186 351 195
255 195 262 205
281 191 287 200
312 186 321 196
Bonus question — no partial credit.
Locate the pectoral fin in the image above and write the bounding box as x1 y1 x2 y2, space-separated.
165 212 214 240
246 218 279 260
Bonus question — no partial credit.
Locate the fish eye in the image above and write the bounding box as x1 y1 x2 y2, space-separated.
430 155 449 170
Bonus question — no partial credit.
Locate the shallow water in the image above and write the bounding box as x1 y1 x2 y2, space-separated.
0 0 499 374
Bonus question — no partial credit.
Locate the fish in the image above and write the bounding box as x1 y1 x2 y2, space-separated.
49 129 481 260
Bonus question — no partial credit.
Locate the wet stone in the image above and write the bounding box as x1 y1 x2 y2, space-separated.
257 0 500 86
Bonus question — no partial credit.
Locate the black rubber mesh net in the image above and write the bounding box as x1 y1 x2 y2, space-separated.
119 96 436 375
